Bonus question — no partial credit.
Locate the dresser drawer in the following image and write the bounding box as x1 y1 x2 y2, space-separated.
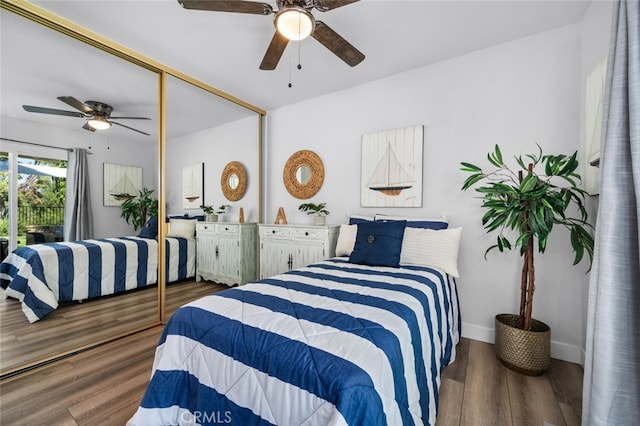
260 226 291 238
196 223 216 232
291 228 325 241
216 224 239 235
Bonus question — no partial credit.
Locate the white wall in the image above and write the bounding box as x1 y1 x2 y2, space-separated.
578 0 613 364
1 116 157 238
264 23 604 363
166 115 260 223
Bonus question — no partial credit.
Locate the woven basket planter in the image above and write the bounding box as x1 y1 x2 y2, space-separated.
494 313 551 376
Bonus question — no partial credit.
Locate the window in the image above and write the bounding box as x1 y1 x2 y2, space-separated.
1 147 67 258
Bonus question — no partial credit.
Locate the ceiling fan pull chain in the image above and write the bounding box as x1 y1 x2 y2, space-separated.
298 40 302 70
288 56 293 88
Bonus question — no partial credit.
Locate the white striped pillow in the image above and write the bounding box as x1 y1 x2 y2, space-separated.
400 227 462 277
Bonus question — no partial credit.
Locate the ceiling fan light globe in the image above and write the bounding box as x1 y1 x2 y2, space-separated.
87 117 111 130
275 8 314 41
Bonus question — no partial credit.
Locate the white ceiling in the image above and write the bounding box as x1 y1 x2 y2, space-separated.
1 0 592 140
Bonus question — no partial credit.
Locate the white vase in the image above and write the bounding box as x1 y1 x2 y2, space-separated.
314 215 326 226
206 213 218 222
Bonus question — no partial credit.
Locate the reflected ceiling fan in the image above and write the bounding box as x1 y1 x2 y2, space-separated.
22 96 151 136
178 0 365 70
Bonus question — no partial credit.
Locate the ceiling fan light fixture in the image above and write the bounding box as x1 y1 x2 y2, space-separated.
87 116 111 130
275 7 314 41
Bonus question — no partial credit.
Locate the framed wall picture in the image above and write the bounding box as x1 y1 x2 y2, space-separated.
183 162 204 209
103 163 143 206
361 125 423 207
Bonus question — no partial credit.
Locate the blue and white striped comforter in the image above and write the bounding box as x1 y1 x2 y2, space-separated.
0 236 195 323
128 258 460 426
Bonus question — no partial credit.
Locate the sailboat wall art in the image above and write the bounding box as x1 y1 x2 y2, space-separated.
103 163 143 207
183 162 204 209
361 125 423 208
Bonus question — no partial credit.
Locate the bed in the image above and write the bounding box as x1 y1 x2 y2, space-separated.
128 214 463 425
0 235 195 323
128 217 463 425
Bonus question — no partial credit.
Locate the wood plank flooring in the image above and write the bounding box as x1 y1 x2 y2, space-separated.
0 329 584 425
436 338 583 426
0 279 227 376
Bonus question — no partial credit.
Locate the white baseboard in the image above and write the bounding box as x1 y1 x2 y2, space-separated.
461 321 583 364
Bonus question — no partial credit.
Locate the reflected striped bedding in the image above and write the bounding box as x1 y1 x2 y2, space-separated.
0 236 195 322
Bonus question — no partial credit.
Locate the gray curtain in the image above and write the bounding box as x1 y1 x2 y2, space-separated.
583 1 640 424
63 148 93 241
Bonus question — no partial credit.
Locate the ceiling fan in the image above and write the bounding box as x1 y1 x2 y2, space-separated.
22 96 151 136
178 0 365 70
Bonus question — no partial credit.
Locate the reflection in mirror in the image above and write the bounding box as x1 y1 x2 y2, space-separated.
164 76 260 311
220 161 248 202
296 165 311 185
0 6 160 377
229 173 239 190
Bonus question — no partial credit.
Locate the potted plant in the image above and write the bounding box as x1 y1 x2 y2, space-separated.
120 188 158 231
460 144 594 375
298 202 330 225
201 204 229 222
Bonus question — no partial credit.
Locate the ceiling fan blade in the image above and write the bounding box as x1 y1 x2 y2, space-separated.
111 121 150 136
109 116 151 120
82 122 96 132
23 105 85 117
259 31 289 70
313 0 359 12
178 0 273 14
311 21 364 67
57 96 94 114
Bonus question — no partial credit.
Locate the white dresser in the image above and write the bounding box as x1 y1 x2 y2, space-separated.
196 222 257 286
258 224 339 279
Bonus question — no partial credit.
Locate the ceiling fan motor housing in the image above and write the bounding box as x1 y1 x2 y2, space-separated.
84 101 113 118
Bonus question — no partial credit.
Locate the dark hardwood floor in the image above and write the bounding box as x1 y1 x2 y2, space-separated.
436 338 583 426
0 328 583 425
0 279 227 375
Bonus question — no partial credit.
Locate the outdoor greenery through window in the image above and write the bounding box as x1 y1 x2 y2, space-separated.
0 152 67 252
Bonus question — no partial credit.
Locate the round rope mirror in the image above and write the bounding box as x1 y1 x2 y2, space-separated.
283 150 324 199
221 161 247 201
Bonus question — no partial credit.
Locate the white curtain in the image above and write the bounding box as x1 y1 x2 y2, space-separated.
64 148 93 241
583 1 640 424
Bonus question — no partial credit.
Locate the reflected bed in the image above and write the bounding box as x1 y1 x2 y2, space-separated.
0 236 195 323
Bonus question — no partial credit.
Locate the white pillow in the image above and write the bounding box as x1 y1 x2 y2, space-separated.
167 218 196 240
400 227 462 277
335 224 357 256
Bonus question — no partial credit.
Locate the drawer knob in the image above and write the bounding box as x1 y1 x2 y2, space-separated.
305 232 309 236
272 230 276 234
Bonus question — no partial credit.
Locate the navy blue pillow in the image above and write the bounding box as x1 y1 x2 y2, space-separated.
165 214 188 223
138 216 158 239
349 220 407 267
190 215 206 221
375 217 448 230
348 215 374 225
407 220 448 230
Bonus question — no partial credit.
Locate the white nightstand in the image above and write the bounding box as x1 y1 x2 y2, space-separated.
258 224 339 279
196 222 257 286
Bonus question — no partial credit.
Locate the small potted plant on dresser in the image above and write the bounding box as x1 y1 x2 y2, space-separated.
298 202 330 226
201 204 229 222
460 144 594 375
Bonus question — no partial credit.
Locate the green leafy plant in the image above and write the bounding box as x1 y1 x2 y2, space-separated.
201 204 229 215
298 202 330 216
120 188 158 231
460 144 594 331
